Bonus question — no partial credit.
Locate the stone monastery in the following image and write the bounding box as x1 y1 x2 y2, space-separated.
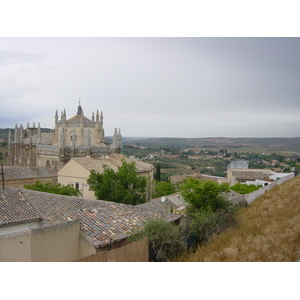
7 103 122 171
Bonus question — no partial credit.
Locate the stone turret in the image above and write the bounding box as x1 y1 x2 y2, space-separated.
111 128 122 154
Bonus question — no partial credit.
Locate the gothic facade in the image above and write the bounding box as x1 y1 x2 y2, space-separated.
7 103 122 171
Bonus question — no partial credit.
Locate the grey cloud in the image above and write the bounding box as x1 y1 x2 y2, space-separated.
0 37 299 138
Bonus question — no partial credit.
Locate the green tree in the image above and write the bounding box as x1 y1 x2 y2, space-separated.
87 159 147 205
155 163 161 181
24 181 80 196
180 177 231 213
152 180 176 198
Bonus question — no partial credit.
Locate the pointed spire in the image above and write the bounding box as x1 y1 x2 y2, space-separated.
96 110 99 123
29 128 32 145
14 124 18 143
77 100 83 115
92 112 95 122
19 124 23 141
8 129 11 148
37 123 41 144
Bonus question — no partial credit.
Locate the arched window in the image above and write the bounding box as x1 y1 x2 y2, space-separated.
71 130 77 146
46 160 51 169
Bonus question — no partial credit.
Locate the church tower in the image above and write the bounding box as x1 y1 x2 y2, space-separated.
7 102 122 170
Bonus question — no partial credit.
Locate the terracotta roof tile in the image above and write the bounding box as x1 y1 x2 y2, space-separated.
3 166 57 180
0 189 42 226
1 188 182 248
69 154 154 173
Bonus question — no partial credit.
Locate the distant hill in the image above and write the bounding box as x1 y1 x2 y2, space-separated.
123 137 300 150
1 129 300 150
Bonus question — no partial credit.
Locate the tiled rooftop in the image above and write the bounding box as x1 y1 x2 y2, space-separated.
231 169 274 180
65 203 180 247
138 193 186 212
169 173 226 184
0 189 42 226
69 154 154 173
3 166 57 180
1 188 182 247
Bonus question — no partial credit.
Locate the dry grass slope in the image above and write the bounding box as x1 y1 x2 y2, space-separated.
178 176 300 262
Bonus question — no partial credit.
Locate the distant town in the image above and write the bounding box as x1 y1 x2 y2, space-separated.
0 105 299 262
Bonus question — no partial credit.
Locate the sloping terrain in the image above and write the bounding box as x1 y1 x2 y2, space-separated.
178 176 300 262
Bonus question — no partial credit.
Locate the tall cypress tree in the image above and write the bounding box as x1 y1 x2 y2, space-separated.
155 163 161 181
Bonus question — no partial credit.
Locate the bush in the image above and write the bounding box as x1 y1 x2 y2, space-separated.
231 183 260 194
182 209 237 250
129 218 186 262
24 181 80 196
152 180 176 198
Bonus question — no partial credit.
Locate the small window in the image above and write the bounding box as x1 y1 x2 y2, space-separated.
75 182 79 191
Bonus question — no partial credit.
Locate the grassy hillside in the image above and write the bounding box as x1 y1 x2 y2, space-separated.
178 175 300 262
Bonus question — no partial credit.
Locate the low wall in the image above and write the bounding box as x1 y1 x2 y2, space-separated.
230 173 295 205
77 236 149 262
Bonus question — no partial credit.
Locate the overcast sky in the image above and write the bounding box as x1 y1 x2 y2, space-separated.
1 37 299 138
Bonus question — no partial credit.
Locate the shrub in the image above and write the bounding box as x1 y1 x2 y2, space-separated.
24 181 80 196
231 183 260 194
152 180 176 198
129 218 186 262
182 209 237 250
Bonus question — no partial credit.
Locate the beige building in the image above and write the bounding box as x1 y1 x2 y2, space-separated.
226 168 275 185
7 103 122 171
58 154 155 200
